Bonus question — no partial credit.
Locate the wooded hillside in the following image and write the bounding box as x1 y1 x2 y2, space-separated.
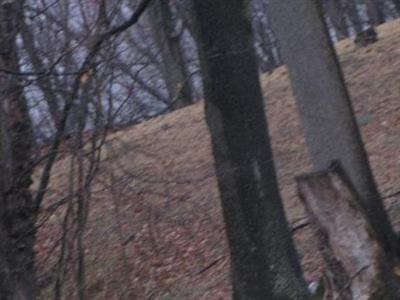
36 19 400 299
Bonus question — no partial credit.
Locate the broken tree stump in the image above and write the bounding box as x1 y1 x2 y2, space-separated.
296 162 399 300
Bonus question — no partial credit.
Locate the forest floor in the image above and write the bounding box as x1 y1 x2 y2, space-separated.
36 19 400 299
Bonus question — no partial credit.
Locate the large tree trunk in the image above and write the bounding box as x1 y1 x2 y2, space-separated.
192 1 310 299
0 1 38 299
269 0 398 258
150 0 193 110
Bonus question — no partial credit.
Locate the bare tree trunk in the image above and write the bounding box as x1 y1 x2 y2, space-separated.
20 19 62 128
324 0 351 39
150 0 193 110
0 1 38 299
345 0 364 34
251 0 280 73
269 0 398 258
192 1 311 299
365 0 386 25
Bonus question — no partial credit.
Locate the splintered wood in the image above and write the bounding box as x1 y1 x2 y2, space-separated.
296 163 399 300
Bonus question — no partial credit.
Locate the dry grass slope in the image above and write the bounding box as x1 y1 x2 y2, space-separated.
36 19 400 299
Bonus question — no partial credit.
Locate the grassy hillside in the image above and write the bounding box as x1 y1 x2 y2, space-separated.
37 19 400 299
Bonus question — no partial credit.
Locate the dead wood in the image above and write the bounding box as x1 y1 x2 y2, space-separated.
297 162 399 300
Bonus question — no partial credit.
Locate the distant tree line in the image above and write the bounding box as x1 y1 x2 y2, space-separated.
4 0 399 144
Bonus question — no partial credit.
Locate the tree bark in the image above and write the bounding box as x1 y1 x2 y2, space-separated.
0 1 38 299
269 0 398 257
192 1 310 299
149 0 193 110
297 162 399 300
